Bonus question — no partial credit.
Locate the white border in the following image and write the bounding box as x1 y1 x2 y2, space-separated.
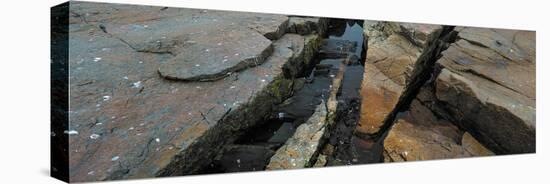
0 0 547 183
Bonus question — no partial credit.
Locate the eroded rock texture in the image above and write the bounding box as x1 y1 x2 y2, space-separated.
357 21 443 136
383 100 493 162
360 21 535 162
66 1 323 182
424 27 536 154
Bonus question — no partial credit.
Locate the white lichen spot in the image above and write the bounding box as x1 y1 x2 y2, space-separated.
132 81 142 88
102 95 111 101
65 130 79 135
93 57 102 62
278 113 285 119
111 156 119 161
89 134 100 139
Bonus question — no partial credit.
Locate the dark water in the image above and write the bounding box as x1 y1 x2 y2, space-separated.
199 19 369 173
329 21 365 58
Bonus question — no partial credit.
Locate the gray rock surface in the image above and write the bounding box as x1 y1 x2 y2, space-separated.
66 1 323 182
431 27 536 153
287 17 329 36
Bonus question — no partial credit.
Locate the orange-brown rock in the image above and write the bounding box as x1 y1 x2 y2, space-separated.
383 100 493 162
356 21 442 136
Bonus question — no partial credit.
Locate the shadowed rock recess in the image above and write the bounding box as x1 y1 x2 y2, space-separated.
52 1 535 182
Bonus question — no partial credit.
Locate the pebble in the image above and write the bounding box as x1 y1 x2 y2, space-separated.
132 81 142 88
102 95 111 101
111 156 119 161
65 130 79 135
90 134 100 139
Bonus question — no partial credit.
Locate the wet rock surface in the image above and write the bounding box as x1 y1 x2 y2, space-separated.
66 1 322 182
287 16 329 36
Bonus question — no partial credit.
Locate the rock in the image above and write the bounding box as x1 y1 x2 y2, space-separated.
313 154 328 167
355 63 403 136
462 132 494 156
286 17 329 36
319 39 357 58
430 27 535 154
266 103 329 169
212 145 275 172
383 100 493 162
66 2 323 182
355 20 443 136
266 57 346 170
157 27 274 81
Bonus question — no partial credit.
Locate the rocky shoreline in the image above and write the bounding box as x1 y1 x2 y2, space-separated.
52 1 535 182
